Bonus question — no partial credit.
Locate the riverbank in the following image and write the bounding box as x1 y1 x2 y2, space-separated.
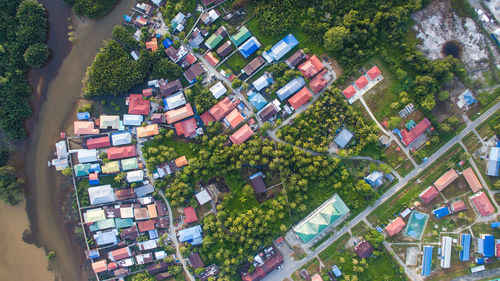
3 0 136 280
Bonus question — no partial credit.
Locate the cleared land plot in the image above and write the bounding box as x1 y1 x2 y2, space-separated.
463 132 482 153
224 52 248 73
291 258 320 281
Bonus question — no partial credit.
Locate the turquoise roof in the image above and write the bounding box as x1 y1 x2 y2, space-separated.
115 218 134 229
74 163 91 177
249 93 268 111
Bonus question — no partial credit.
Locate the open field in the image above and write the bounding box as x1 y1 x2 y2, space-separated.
463 132 482 153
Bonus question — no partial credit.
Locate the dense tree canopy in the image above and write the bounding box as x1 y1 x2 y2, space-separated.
24 43 49 67
0 166 24 205
63 0 119 19
151 58 183 80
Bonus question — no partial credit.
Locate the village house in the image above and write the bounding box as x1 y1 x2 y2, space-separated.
241 56 265 77
230 26 252 47
216 40 233 58
183 62 206 84
276 77 306 101
288 87 312 110
230 124 254 145
165 103 194 124
286 49 307 69
238 36 262 58
298 55 325 79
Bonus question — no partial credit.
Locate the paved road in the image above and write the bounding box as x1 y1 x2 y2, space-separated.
263 101 500 281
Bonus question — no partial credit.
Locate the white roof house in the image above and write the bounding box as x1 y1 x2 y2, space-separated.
94 230 118 246
120 206 134 218
77 149 98 163
83 208 106 223
55 140 68 159
100 115 120 129
138 239 159 250
252 73 272 92
441 236 452 268
123 114 143 126
88 185 116 205
209 82 227 99
164 92 187 110
111 132 132 146
195 189 212 205
126 170 144 183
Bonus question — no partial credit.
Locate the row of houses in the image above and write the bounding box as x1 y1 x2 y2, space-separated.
341 65 383 103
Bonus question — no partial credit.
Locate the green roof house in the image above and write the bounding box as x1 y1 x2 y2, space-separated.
121 158 139 171
115 218 134 229
102 161 120 174
230 26 251 47
293 194 349 243
89 218 116 232
204 34 223 50
74 163 91 177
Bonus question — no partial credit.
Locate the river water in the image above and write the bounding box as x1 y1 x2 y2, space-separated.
0 0 135 280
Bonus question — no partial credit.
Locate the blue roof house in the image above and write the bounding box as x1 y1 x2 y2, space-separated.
334 128 354 148
482 235 495 257
460 234 471 261
178 225 203 246
422 246 433 276
433 206 450 219
364 171 384 188
487 147 500 176
492 222 500 228
263 34 299 62
248 93 268 111
331 265 342 277
163 38 173 48
77 112 90 120
276 77 306 101
238 36 261 58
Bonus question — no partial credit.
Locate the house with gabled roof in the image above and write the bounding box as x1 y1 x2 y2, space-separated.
183 62 206 84
230 124 254 145
223 108 244 128
207 97 240 121
286 49 307 69
107 145 137 160
159 79 182 97
263 33 299 62
230 26 252 47
434 169 458 191
463 167 482 193
174 118 198 138
200 9 220 25
204 52 219 66
87 136 111 149
309 69 330 93
99 115 120 129
288 87 312 110
385 216 406 236
165 103 194 123
298 55 324 79
242 56 265 76
239 36 261 58
276 77 306 101
419 186 439 204
123 114 143 126
216 41 233 58
74 121 99 135
470 192 495 216
400 118 432 146
128 94 150 115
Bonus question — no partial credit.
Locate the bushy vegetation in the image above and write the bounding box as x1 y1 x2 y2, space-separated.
151 58 183 80
184 82 218 113
63 0 119 19
111 25 140 51
24 43 49 67
0 148 24 205
0 0 48 141
277 89 377 155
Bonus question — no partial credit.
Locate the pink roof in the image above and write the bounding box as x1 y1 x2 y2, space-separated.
462 167 482 193
385 217 406 236
142 88 153 97
184 207 198 223
354 76 369 89
434 169 458 191
367 65 381 80
224 109 244 128
419 186 439 204
311 274 323 281
107 145 137 160
298 55 324 79
401 118 431 146
165 103 194 124
288 87 312 110
185 53 197 64
452 200 466 212
92 260 108 273
87 136 111 149
230 124 254 145
204 52 219 66
89 172 98 180
174 118 198 138
342 85 357 99
309 69 328 93
128 94 150 115
200 111 216 125
208 97 239 121
471 192 495 217
74 121 99 135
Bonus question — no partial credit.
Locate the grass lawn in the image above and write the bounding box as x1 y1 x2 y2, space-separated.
473 158 496 190
463 132 482 153
470 221 500 237
368 144 465 226
414 123 466 164
225 52 248 73
470 90 500 121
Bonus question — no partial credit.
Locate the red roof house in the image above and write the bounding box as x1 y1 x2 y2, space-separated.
462 167 482 193
165 103 194 124
208 97 240 121
142 88 153 97
200 111 216 125
174 118 198 138
230 124 254 145
354 76 369 89
419 186 439 204
138 219 156 232
204 52 219 66
342 85 357 99
470 192 495 217
185 53 197 64
385 217 406 236
184 207 198 223
298 55 324 79
434 169 458 191
87 136 111 149
309 69 329 93
452 200 467 213
128 94 150 115
224 109 244 128
107 145 137 160
366 65 381 80
401 118 431 146
288 87 312 110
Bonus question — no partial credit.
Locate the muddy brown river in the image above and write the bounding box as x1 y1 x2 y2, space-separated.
0 0 135 280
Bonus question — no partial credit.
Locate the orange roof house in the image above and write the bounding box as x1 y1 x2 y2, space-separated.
342 85 357 99
288 87 312 110
354 76 369 89
224 108 244 128
230 124 254 145
204 52 219 66
175 156 188 168
147 204 158 219
385 217 406 236
434 169 458 191
146 38 158 52
136 124 159 138
165 103 194 124
419 185 439 204
174 118 198 138
208 97 239 121
128 94 150 115
462 167 482 193
367 65 381 80
298 55 324 79
470 192 495 217
74 121 99 135
107 145 137 160
92 260 108 273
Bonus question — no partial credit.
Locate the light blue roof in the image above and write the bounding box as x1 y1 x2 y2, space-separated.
135 184 154 197
252 74 273 92
334 128 354 148
178 225 203 246
266 34 299 61
276 77 305 101
249 93 268 111
238 36 261 58
460 234 471 261
488 147 500 176
77 112 90 120
422 246 433 276
365 171 383 188
94 231 118 246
